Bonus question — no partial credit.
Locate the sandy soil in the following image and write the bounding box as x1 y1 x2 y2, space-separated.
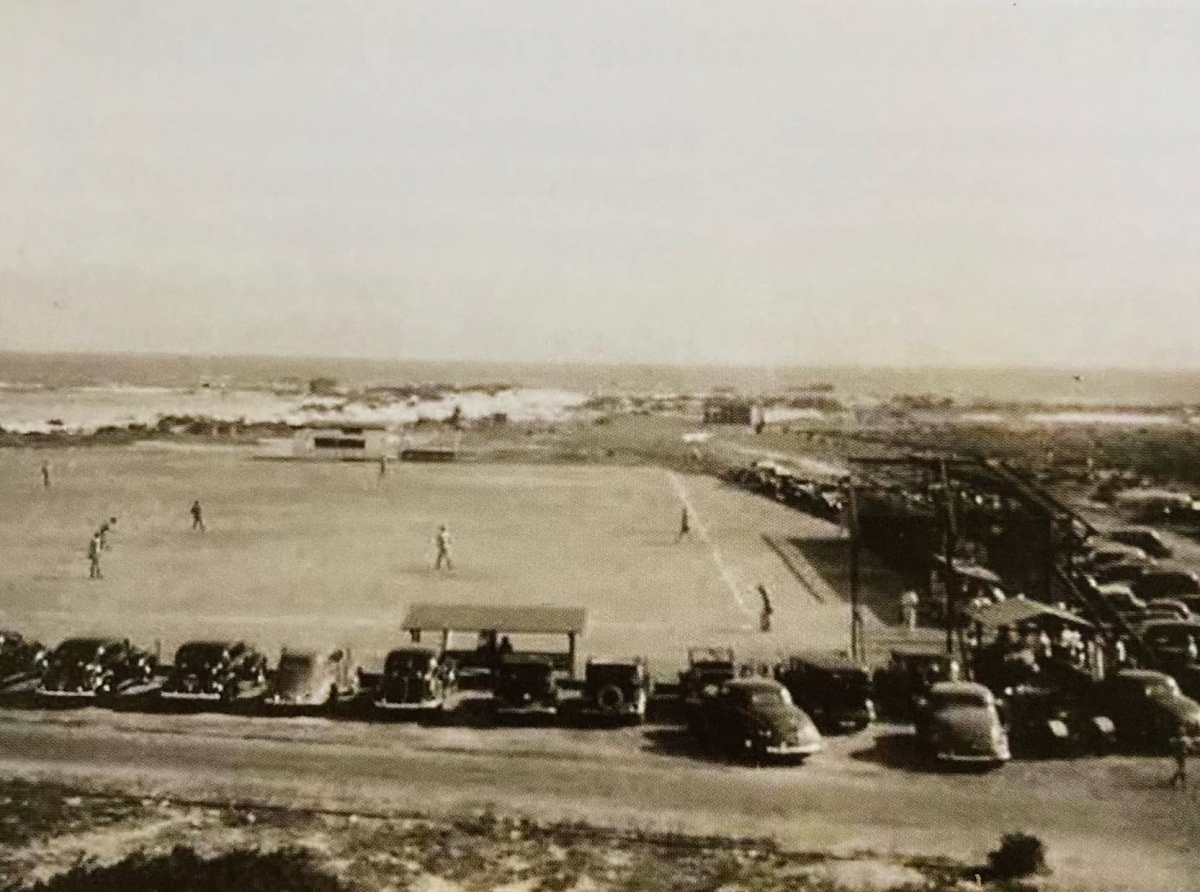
1 445 1198 890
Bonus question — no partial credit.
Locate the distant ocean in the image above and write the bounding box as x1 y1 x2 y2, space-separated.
2 351 1199 406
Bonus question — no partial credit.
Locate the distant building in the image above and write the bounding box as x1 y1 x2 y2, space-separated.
702 398 764 429
292 422 395 460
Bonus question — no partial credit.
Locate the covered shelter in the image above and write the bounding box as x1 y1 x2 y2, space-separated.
402 603 588 677
966 597 1094 632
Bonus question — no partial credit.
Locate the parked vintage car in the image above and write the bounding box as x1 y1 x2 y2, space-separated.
1136 620 1200 671
1146 599 1192 620
1108 527 1173 559
581 657 652 723
914 681 1011 767
1093 669 1200 753
0 630 47 687
1083 541 1149 569
264 647 358 710
1005 684 1115 758
37 637 156 699
375 646 456 712
161 640 268 703
680 646 737 732
1132 569 1200 602
493 655 561 717
1091 560 1157 586
775 652 874 734
690 677 822 762
872 648 956 720
1095 583 1148 621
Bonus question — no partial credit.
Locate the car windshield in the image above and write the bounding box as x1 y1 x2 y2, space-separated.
176 643 229 667
51 639 106 664
931 691 989 709
278 654 315 673
818 669 871 696
499 662 551 680
385 652 433 674
589 663 639 683
1146 627 1196 648
741 687 791 708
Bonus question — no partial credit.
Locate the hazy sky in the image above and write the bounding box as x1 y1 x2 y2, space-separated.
1 1 1198 367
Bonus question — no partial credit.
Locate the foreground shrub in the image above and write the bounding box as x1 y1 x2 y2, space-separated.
987 832 1049 879
17 845 348 892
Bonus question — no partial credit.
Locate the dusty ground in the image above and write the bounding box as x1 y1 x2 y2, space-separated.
0 775 1177 892
0 446 853 670
1 443 1198 890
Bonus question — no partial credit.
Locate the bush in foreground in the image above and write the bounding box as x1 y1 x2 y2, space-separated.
16 845 348 892
987 832 1049 880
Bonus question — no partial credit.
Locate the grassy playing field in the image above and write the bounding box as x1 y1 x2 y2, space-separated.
0 446 848 673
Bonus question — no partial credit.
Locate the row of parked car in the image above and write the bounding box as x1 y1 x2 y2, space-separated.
0 631 655 722
1076 528 1200 689
722 461 845 523
5 629 1198 769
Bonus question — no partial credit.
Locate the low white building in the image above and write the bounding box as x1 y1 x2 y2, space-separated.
292 421 396 460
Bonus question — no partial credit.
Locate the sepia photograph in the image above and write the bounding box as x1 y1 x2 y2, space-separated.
1 2 1198 890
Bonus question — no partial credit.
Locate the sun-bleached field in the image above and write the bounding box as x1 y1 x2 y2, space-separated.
0 447 843 672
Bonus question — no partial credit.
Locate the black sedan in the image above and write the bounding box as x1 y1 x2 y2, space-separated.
1005 685 1116 758
691 677 822 762
0 630 47 688
374 646 456 712
775 652 874 734
493 656 561 718
161 640 268 704
36 638 156 700
1092 669 1200 754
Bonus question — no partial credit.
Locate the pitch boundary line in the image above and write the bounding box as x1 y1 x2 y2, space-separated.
666 471 755 623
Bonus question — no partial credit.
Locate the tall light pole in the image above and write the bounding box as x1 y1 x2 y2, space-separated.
847 482 864 663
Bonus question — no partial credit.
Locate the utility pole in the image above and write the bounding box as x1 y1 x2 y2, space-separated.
847 483 863 663
939 458 959 658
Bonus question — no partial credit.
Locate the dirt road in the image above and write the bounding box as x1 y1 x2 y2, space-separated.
0 708 1196 891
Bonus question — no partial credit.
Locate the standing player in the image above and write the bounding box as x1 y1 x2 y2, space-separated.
758 584 773 633
677 505 691 540
900 589 920 634
434 524 453 571
87 533 103 579
41 461 51 488
190 500 206 532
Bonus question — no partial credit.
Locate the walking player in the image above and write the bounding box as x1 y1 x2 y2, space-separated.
1169 727 1190 790
87 533 103 579
677 505 691 539
190 500 205 532
758 584 774 633
434 524 453 571
900 589 920 634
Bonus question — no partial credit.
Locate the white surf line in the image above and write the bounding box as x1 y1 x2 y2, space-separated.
666 470 755 624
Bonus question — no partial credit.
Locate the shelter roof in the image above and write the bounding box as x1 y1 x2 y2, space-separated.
403 603 587 635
